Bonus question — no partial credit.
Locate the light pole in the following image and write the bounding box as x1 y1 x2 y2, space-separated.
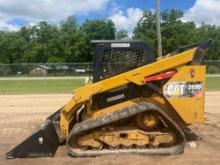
156 0 162 57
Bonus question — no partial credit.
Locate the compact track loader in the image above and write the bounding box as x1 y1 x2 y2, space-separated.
6 39 212 158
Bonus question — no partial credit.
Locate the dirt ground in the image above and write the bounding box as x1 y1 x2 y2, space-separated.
0 92 220 165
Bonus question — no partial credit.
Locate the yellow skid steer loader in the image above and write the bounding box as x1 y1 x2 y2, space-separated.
6 39 212 158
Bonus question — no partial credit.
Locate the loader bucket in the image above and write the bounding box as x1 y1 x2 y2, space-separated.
6 109 62 159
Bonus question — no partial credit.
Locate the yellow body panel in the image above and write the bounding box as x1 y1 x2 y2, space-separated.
163 66 206 123
92 98 141 118
60 48 199 135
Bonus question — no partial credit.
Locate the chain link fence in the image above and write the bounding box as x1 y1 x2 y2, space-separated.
0 61 219 94
0 61 219 77
0 63 92 77
0 63 92 94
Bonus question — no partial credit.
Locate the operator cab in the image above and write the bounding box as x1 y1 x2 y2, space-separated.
91 40 155 82
91 40 156 109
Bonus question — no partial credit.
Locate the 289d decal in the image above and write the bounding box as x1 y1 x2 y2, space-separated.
163 82 204 98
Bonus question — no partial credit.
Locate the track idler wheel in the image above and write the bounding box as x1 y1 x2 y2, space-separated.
136 112 159 130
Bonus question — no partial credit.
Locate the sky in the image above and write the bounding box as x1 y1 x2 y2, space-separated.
0 0 220 34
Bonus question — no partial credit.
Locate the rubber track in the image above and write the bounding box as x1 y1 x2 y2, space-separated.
67 101 186 157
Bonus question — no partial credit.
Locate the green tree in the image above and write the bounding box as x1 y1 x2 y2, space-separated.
116 29 128 40
0 31 26 63
133 11 157 54
1 10 220 64
133 9 197 56
81 19 116 61
20 21 62 63
162 9 183 24
194 24 220 60
161 22 196 54
60 16 90 62
81 19 116 40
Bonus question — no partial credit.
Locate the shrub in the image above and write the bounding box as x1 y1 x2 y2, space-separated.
0 65 12 76
207 65 219 74
29 67 47 76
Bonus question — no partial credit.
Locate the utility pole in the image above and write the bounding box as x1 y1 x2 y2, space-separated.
156 0 162 57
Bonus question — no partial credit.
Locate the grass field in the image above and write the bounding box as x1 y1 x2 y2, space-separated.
206 77 220 90
0 77 219 94
0 79 84 94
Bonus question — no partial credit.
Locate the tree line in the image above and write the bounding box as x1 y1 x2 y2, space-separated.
0 9 220 64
